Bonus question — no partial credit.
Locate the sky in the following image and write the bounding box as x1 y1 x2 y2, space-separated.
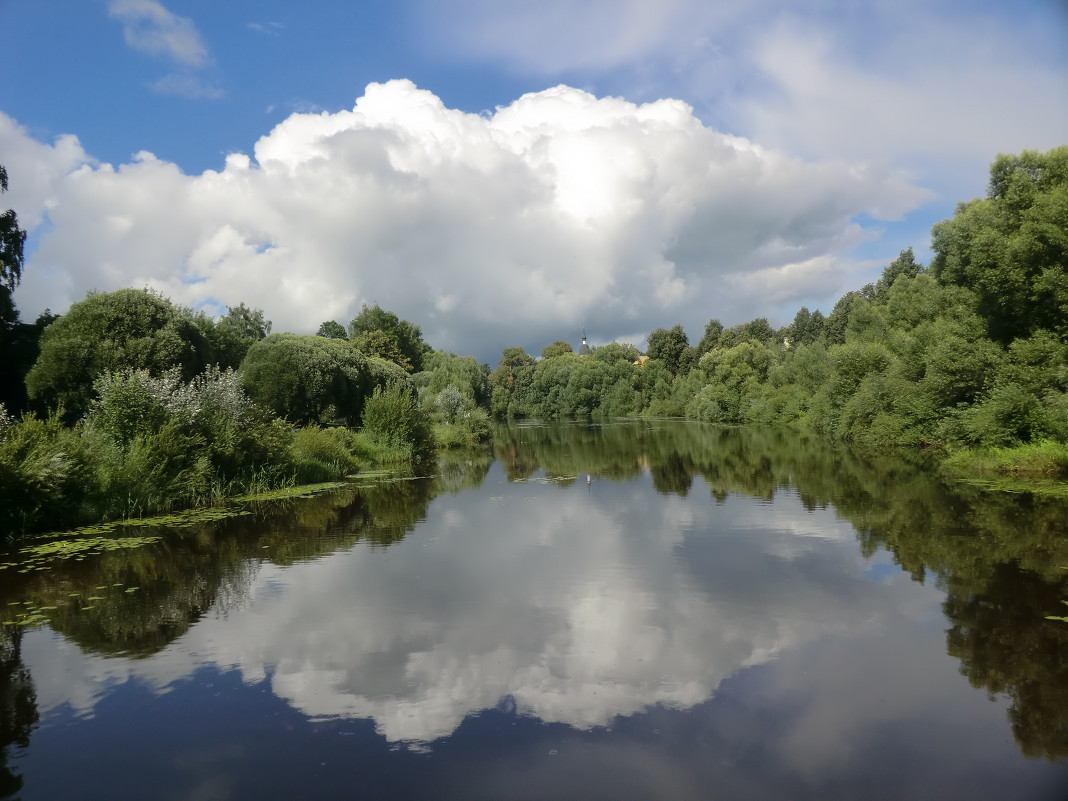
1 0 1066 362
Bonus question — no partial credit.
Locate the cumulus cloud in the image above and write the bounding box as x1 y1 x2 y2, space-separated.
7 80 928 358
421 1 1068 205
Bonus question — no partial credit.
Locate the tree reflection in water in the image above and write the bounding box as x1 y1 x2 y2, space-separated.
0 420 1066 771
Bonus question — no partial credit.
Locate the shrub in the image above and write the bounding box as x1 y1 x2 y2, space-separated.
290 425 364 482
360 382 436 464
433 385 467 424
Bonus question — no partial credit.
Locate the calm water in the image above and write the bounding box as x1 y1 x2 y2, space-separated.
2 420 1067 801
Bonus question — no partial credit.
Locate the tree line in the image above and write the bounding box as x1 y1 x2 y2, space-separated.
488 147 1068 477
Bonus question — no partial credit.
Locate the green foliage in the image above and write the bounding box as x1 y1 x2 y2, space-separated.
0 412 92 536
1 310 58 416
873 247 924 300
348 304 429 373
290 425 364 483
591 342 641 365
488 346 537 419
433 407 491 449
316 320 348 339
645 325 689 375
415 350 490 409
953 384 1054 448
695 319 724 355
83 365 294 510
25 289 212 417
1 366 299 536
0 165 25 295
239 334 373 425
360 382 435 464
351 329 413 371
433 385 467 424
206 303 271 369
932 146 1068 342
540 340 573 359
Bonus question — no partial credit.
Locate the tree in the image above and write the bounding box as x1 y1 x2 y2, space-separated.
931 147 1068 343
0 310 58 415
696 319 724 355
646 325 689 376
540 340 573 359
0 165 26 306
0 164 30 412
351 329 413 371
25 289 212 416
591 342 641 364
823 291 865 345
348 304 429 373
874 248 924 299
210 303 271 369
239 334 408 426
730 317 776 345
316 320 347 339
787 307 826 346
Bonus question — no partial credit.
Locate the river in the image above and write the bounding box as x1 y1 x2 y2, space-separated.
1 420 1067 800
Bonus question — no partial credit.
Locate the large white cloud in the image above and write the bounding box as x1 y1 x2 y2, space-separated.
6 80 929 359
421 1 1068 207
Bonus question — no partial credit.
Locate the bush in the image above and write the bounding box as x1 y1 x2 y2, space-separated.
290 425 364 482
360 382 436 464
25 288 212 416
240 334 373 425
434 407 491 449
433 385 467 424
956 383 1052 448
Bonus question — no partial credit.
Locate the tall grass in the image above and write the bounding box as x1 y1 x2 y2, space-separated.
943 439 1068 478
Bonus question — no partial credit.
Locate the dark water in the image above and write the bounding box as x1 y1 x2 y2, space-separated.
2 420 1068 801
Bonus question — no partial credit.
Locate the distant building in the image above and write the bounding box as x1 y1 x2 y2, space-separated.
578 331 591 355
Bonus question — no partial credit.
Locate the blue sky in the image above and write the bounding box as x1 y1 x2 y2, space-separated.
2 0 1066 359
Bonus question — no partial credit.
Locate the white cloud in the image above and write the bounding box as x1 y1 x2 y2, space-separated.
420 1 1068 206
107 0 223 101
8 80 929 358
739 13 1068 198
108 0 211 67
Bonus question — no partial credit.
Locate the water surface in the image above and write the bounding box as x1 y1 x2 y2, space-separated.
2 421 1067 800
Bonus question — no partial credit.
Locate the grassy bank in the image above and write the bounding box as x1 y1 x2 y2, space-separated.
942 439 1068 479
0 376 444 541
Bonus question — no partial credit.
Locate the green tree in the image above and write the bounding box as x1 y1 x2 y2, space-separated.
0 166 26 310
0 165 31 413
209 303 271 369
489 347 536 418
240 334 376 425
786 307 826 346
540 340 573 359
646 325 689 376
695 319 724 355
25 289 212 416
591 342 641 364
874 247 924 299
360 381 435 463
931 147 1068 343
351 329 413 371
316 320 347 339
348 304 429 373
